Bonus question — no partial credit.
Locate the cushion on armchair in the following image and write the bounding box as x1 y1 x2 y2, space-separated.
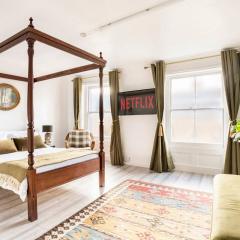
67 130 92 148
211 174 240 240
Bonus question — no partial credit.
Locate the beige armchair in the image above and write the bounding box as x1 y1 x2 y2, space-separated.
65 130 95 150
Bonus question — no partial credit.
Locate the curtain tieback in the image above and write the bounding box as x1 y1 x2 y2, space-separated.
111 120 120 133
158 123 164 137
230 120 237 126
113 120 119 124
229 120 237 138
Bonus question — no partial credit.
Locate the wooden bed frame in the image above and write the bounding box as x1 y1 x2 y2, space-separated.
0 18 106 222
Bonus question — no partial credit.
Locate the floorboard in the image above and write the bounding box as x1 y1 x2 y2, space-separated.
0 163 214 240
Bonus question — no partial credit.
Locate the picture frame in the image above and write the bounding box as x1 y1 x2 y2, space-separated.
0 83 20 111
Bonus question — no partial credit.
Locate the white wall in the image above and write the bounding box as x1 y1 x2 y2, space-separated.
1 54 238 175
0 57 237 175
0 77 71 147
0 79 28 131
34 77 71 147
0 74 110 155
118 62 157 167
117 56 228 174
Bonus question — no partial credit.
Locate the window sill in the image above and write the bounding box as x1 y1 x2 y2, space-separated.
170 142 225 155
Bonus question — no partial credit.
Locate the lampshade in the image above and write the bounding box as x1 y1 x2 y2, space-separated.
42 125 53 132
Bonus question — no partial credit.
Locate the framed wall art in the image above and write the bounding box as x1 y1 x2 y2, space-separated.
0 83 20 111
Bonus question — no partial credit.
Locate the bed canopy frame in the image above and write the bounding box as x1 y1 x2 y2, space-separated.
0 18 106 221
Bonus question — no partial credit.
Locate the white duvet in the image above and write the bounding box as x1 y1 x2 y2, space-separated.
0 147 98 201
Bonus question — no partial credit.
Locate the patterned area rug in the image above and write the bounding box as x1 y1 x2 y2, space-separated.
39 180 212 240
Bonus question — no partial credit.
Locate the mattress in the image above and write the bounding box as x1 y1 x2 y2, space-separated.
0 147 98 201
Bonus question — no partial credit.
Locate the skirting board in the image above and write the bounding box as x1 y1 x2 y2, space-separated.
174 164 223 175
126 160 222 175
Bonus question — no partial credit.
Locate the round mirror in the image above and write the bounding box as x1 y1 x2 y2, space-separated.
0 83 20 111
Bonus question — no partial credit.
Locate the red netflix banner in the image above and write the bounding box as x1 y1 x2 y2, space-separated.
118 89 157 115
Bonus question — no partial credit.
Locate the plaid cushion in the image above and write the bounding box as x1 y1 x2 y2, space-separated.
68 130 91 148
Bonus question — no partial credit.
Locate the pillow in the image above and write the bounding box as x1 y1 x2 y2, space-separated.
13 135 46 151
13 137 28 151
68 130 91 148
0 139 18 154
34 135 46 149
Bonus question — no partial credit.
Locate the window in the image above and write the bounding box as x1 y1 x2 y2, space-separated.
170 71 224 144
85 85 112 138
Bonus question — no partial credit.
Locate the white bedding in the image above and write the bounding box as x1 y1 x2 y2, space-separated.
0 147 98 201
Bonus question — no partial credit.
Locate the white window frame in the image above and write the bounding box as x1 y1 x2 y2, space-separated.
83 81 111 139
165 68 228 153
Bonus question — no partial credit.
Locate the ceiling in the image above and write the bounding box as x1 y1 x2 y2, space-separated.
0 0 239 76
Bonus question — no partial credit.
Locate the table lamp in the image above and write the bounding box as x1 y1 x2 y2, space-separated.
42 125 53 146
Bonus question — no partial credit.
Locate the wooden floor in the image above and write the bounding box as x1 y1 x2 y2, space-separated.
0 163 214 240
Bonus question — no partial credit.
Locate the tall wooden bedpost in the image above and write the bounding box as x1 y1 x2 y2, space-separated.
26 18 37 221
99 52 105 187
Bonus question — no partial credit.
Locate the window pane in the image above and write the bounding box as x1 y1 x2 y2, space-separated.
88 87 111 112
195 110 223 144
88 88 99 112
171 77 195 109
196 73 223 108
88 113 112 137
171 110 194 142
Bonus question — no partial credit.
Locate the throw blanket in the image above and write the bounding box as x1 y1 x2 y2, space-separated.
0 149 97 201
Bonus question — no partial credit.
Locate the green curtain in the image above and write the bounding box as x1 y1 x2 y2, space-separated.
150 61 174 172
73 77 82 130
221 49 240 174
109 70 124 165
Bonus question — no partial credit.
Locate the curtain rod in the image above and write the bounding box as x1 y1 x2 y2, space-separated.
72 53 220 80
72 51 234 79
144 53 220 69
72 50 238 79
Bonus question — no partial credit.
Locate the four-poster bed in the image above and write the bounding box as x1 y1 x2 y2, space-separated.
0 18 106 222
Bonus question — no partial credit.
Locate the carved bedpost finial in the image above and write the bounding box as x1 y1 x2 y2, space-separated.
28 17 34 28
99 52 103 59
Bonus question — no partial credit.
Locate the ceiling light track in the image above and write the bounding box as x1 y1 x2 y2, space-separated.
80 0 184 37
